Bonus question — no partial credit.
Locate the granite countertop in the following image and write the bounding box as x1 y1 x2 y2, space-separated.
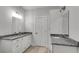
0 32 32 40
51 34 79 47
50 34 69 38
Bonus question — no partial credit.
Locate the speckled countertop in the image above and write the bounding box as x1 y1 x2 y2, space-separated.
51 34 79 47
0 32 32 40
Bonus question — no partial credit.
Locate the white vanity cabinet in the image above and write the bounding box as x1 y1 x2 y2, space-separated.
51 37 78 53
52 45 77 53
22 35 32 52
0 39 13 53
0 35 32 53
12 35 32 53
12 38 23 53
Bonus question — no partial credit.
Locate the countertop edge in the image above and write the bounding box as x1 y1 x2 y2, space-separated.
0 32 32 40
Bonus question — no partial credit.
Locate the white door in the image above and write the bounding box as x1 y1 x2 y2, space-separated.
33 16 49 47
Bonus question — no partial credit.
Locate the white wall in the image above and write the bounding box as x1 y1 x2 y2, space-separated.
50 9 69 34
67 6 79 41
24 6 62 32
0 6 25 36
62 11 69 34
25 10 33 32
50 9 63 34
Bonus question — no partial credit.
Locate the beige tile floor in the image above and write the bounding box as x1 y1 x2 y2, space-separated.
24 46 48 53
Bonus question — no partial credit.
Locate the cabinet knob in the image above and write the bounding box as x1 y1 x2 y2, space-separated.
35 32 38 34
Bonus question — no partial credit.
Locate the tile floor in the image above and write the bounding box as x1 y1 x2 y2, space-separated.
24 46 48 53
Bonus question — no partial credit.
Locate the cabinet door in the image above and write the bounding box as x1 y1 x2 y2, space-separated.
26 35 32 45
12 38 23 53
76 47 79 53
22 37 27 50
52 45 77 53
22 36 31 50
0 40 12 53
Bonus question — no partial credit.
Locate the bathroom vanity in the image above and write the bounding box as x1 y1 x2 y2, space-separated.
51 34 79 53
0 32 32 53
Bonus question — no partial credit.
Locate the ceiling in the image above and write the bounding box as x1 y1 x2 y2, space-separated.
22 6 63 10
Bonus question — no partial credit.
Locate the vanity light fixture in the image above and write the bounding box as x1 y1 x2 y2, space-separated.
12 11 23 19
